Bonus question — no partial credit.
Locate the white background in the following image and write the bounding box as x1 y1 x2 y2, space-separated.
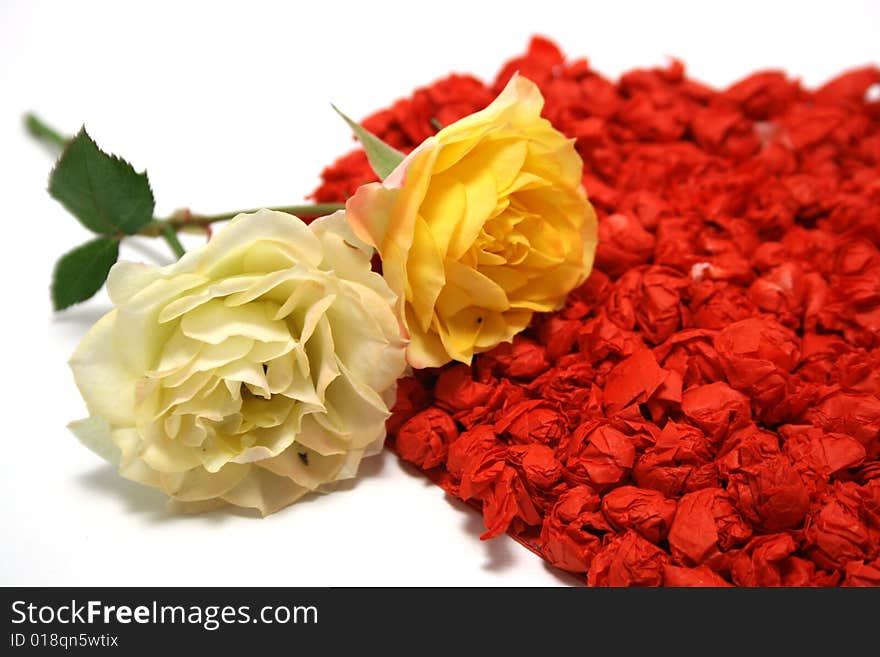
1 0 877 586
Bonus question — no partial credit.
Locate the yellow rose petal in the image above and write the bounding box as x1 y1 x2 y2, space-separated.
344 75 596 367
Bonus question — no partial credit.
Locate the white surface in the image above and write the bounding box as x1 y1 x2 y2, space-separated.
1 0 877 586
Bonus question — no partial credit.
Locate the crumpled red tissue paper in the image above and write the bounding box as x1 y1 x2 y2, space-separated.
312 37 880 587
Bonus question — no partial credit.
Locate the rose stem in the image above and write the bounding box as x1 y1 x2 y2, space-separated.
158 222 186 258
22 113 345 258
24 113 69 149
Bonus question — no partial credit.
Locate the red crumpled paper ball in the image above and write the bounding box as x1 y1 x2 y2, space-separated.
722 71 798 120
836 348 880 395
494 400 568 446
728 532 841 586
540 485 605 573
690 103 757 156
434 365 494 412
797 333 854 385
725 454 811 532
561 422 636 490
359 73 493 150
493 35 566 91
446 425 507 501
806 388 880 459
633 421 716 497
780 424 866 494
479 466 542 540
595 213 655 278
602 348 680 418
511 444 563 488
601 485 677 543
528 360 602 428
653 329 726 388
577 313 645 365
477 336 550 380
587 530 670 587
843 559 880 586
604 266 690 345
312 150 376 204
715 317 801 419
803 482 880 570
748 262 809 329
690 281 761 330
561 270 612 320
386 376 430 436
395 408 459 470
680 381 752 442
454 378 528 430
716 424 782 471
668 488 753 568
535 315 582 362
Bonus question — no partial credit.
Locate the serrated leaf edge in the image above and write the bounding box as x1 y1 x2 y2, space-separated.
48 126 155 236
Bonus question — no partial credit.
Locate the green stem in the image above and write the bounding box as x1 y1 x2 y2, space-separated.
159 222 186 258
138 204 345 238
24 113 346 259
24 113 69 150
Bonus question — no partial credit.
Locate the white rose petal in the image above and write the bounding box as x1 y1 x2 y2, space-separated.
70 210 407 516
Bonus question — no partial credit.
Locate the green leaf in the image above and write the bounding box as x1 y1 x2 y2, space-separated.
48 127 155 235
332 105 405 180
51 237 120 310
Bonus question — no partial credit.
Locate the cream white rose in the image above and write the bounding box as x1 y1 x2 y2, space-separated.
69 209 407 515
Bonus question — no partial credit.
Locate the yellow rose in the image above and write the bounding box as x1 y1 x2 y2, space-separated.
346 74 597 368
69 209 406 515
